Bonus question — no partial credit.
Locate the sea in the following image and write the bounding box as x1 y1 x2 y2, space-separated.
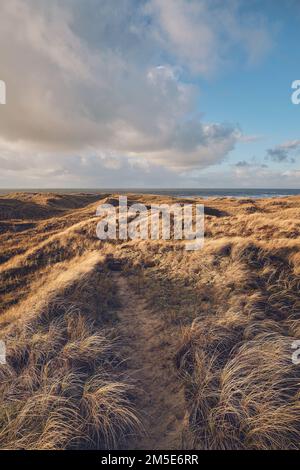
0 188 300 199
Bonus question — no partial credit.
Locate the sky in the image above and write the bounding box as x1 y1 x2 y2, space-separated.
0 0 300 188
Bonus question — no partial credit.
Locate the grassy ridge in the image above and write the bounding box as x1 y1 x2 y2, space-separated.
0 252 139 449
0 192 300 449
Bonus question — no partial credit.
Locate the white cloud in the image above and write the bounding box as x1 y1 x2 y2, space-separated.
0 0 273 186
145 0 272 75
189 165 300 189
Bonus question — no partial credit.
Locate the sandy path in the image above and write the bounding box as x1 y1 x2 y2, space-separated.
115 274 189 450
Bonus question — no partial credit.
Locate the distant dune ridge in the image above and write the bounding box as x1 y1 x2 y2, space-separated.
0 192 300 449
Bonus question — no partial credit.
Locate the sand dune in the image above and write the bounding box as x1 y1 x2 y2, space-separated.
0 192 300 449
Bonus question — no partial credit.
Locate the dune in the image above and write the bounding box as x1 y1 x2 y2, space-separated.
0 192 300 449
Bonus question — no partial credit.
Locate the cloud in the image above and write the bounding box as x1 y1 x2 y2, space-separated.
234 159 268 169
189 164 300 189
145 0 273 75
0 0 273 186
0 141 184 188
235 160 251 167
266 140 300 163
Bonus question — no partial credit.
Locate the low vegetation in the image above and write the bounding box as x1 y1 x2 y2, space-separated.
0 192 300 449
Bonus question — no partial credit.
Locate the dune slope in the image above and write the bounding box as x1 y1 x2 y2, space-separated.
0 192 300 449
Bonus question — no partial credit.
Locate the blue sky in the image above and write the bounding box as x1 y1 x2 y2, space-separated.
190 0 300 186
0 0 299 188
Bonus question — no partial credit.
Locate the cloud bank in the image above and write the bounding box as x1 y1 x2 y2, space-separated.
0 0 275 186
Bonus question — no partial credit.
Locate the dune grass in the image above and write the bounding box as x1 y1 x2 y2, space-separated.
0 252 139 449
1 192 300 449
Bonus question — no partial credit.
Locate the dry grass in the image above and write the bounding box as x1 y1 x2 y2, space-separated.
0 193 140 449
0 252 139 449
1 192 300 449
112 195 300 449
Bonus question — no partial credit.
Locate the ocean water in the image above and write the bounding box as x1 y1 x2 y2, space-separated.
0 188 300 199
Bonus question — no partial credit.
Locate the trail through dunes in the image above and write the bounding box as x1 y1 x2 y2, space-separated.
2 193 300 449
115 274 190 450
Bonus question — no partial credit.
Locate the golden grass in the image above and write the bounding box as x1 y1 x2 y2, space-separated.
110 196 300 449
0 250 140 449
1 192 300 449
